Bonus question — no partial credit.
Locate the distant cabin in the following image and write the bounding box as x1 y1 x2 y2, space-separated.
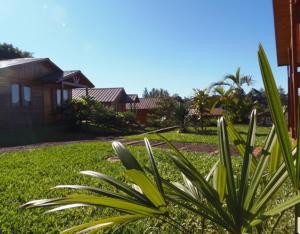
72 88 135 112
126 97 161 124
0 58 94 130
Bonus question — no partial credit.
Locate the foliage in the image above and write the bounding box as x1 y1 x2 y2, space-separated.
58 96 137 130
143 88 170 98
22 108 300 233
192 89 213 131
174 103 189 132
258 44 300 229
209 68 254 123
2 142 245 233
147 96 178 127
0 42 33 60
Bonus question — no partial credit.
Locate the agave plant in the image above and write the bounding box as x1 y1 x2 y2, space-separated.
22 45 300 233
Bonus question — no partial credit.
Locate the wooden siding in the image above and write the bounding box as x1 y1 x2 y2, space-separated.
0 62 61 130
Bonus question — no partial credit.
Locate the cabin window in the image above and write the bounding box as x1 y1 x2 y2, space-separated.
63 89 69 101
56 89 69 106
56 89 61 106
11 84 20 106
23 86 31 107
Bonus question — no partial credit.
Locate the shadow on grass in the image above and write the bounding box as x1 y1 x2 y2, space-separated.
0 124 142 148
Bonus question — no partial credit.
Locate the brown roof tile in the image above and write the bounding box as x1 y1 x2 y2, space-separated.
73 88 129 103
126 97 161 110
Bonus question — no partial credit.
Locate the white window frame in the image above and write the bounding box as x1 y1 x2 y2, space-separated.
11 84 20 106
56 89 61 106
23 86 31 107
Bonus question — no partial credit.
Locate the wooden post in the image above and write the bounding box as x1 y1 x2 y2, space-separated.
85 87 89 96
289 0 300 138
61 81 64 105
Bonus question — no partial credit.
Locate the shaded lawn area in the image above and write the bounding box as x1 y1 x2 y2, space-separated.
0 125 135 148
125 125 271 146
0 141 293 233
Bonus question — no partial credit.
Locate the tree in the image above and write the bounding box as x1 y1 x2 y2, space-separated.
210 67 253 92
209 68 254 123
143 88 170 98
174 103 189 132
192 89 213 131
278 86 288 106
0 43 33 60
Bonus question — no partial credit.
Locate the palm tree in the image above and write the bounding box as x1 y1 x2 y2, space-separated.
209 68 253 123
210 67 253 92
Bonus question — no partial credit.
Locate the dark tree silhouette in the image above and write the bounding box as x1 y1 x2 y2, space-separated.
0 43 33 60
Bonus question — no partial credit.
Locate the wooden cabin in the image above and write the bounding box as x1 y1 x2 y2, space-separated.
0 58 94 130
126 97 161 124
72 88 132 112
273 0 300 137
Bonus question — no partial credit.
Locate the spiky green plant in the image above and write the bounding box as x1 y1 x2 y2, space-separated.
21 45 300 233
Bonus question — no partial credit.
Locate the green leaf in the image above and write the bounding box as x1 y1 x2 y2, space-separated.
125 169 166 208
144 138 165 198
263 194 300 216
31 195 165 216
205 159 220 181
238 109 256 208
112 141 144 172
218 117 238 216
80 171 151 205
53 185 139 203
258 44 295 186
227 121 246 156
270 138 282 175
244 124 277 211
213 163 227 202
61 214 146 233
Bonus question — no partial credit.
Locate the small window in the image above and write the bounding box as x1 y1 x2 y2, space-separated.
56 89 61 106
63 89 69 101
23 86 31 107
11 84 20 106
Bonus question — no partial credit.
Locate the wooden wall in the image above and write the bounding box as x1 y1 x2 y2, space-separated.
0 62 58 130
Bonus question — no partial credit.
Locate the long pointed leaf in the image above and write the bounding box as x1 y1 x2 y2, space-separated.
258 45 295 186
238 109 256 209
144 138 165 198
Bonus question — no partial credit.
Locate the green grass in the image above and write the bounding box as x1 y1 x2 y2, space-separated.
0 141 293 233
125 125 271 146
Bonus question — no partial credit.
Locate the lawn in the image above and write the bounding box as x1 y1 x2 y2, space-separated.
125 125 271 146
0 141 294 233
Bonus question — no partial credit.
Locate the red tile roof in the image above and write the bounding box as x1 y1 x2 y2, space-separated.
126 97 161 110
72 88 129 103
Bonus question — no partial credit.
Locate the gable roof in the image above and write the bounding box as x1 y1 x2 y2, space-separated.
0 58 94 88
0 57 62 71
127 94 140 103
41 70 94 87
126 97 161 110
72 88 130 103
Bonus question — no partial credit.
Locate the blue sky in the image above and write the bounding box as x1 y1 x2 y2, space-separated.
0 0 287 97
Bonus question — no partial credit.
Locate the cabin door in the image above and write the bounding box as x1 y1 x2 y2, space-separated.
43 88 53 123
